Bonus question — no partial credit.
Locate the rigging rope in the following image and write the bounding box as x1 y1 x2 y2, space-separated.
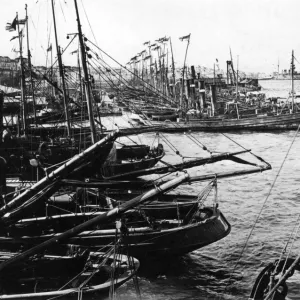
219 122 300 298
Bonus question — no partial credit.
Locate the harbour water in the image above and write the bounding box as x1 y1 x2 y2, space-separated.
112 80 300 299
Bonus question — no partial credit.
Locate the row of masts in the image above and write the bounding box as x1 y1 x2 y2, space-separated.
13 0 96 143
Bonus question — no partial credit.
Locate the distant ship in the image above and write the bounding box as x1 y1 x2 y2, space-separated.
274 74 300 80
258 75 274 80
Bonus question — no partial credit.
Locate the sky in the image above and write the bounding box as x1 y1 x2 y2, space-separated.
1 0 300 75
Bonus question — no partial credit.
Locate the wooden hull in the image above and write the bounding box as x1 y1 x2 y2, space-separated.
100 148 164 179
0 253 139 300
153 112 300 132
0 208 231 259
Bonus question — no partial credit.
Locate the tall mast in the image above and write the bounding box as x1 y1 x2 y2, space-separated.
291 50 294 112
17 12 27 135
236 55 239 100
25 4 37 126
51 0 71 136
169 37 176 103
181 34 191 109
229 47 237 85
74 0 97 144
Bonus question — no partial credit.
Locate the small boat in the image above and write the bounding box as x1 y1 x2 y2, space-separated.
0 250 139 300
0 206 231 259
100 143 164 179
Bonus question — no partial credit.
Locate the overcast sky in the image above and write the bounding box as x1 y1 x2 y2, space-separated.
2 0 300 74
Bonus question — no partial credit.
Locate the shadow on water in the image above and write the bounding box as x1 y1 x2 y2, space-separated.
134 253 248 299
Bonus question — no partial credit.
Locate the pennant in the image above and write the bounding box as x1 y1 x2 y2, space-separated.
153 46 160 51
143 55 151 61
156 36 169 43
70 49 78 55
138 50 147 56
143 41 150 45
216 58 218 62
47 44 52 52
179 33 191 41
10 35 19 41
150 43 157 48
159 54 166 59
130 56 138 61
5 16 17 31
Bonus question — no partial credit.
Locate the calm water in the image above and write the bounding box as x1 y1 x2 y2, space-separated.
110 80 300 299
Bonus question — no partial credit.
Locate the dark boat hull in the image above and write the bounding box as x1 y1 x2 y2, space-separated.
0 208 231 259
154 112 300 132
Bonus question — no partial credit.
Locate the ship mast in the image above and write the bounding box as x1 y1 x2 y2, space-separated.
17 12 27 136
181 34 191 110
51 0 71 137
169 37 176 104
25 4 37 126
74 0 97 144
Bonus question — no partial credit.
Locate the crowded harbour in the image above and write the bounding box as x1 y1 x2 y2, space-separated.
0 0 300 299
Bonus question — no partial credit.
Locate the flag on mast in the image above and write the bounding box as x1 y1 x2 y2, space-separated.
5 17 17 31
179 33 191 41
5 16 26 31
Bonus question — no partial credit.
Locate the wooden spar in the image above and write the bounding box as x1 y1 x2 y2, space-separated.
74 0 97 144
17 12 27 135
0 173 190 273
51 0 71 136
2 182 61 225
25 4 37 126
100 150 252 179
0 131 118 217
187 165 271 183
0 162 272 272
62 163 271 190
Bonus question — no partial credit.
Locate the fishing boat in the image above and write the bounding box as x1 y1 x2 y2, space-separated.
1 205 231 259
0 250 139 300
149 51 300 132
156 111 300 132
100 142 164 179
